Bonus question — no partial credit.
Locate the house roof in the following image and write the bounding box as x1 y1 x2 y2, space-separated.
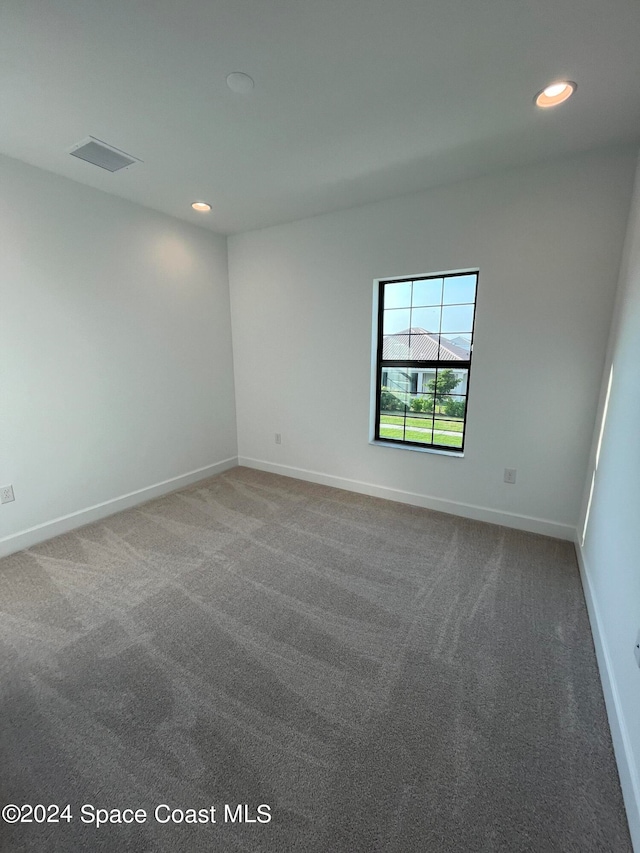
382 328 470 361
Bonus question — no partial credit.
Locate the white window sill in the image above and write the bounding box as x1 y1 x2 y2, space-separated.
370 439 464 458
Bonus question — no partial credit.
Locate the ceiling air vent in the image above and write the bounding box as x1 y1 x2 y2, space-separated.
69 137 141 172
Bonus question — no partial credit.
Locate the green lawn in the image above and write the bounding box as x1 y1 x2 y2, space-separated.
380 414 464 433
379 423 463 448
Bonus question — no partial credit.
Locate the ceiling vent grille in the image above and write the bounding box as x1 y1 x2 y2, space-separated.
69 137 140 172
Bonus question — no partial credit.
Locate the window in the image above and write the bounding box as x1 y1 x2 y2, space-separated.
373 271 478 453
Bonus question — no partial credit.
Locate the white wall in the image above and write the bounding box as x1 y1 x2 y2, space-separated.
0 155 237 554
228 147 636 538
576 154 640 850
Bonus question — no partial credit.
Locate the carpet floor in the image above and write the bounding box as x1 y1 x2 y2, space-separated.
0 466 631 852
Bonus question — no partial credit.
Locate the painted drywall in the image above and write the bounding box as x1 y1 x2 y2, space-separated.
0 154 237 553
577 154 640 850
228 147 636 537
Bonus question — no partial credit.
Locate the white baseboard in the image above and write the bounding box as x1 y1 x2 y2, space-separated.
237 457 575 540
0 457 238 559
575 539 640 851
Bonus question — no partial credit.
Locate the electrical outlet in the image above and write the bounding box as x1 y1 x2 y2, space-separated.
1 484 15 504
635 630 640 670
275 433 282 445
504 468 517 485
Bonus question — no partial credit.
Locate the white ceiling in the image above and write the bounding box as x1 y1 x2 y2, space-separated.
2 0 640 234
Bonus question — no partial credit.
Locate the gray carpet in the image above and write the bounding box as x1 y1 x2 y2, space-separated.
0 466 631 852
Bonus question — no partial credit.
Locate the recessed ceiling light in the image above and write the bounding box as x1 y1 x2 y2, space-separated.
226 72 254 94
191 201 211 212
535 81 576 108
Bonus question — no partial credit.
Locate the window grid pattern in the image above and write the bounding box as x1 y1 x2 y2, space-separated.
375 272 478 452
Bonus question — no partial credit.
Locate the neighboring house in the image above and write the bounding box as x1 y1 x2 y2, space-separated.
381 327 470 397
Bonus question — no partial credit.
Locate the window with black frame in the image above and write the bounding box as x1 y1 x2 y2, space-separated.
374 271 478 452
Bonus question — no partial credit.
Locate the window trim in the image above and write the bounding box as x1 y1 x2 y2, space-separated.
370 269 479 455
